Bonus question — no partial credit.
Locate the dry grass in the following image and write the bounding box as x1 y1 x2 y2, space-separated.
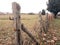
0 14 39 45
0 14 60 45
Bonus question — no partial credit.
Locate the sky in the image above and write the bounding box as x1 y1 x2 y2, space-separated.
0 0 48 13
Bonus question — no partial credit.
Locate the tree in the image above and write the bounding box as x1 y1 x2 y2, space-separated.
47 0 60 18
41 9 45 15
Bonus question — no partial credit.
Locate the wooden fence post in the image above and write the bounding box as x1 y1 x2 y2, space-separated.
39 12 44 45
45 13 49 33
39 12 49 45
12 2 22 45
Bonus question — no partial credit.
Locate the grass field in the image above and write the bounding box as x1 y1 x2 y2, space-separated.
0 14 60 45
0 15 39 29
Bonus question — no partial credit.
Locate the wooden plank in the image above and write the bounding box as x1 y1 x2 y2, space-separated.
21 24 40 45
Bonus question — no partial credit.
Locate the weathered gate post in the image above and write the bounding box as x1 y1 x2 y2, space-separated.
12 2 22 45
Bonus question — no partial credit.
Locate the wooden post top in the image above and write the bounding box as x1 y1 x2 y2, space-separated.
12 2 21 13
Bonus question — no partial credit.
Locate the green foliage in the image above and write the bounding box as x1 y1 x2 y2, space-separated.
47 0 60 18
41 9 45 15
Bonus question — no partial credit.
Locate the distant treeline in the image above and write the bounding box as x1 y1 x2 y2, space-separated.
21 12 38 15
0 12 12 15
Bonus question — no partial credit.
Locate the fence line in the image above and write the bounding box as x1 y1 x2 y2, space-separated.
12 2 57 45
12 2 40 45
